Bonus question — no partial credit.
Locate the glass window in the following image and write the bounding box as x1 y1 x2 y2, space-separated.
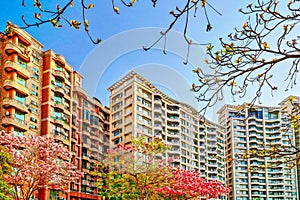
31 90 38 96
32 83 38 90
83 110 90 120
18 57 27 69
55 63 63 71
14 128 24 137
54 93 63 104
55 78 62 87
31 74 39 81
16 75 26 86
53 108 62 119
14 110 25 123
15 92 26 104
29 124 37 130
32 67 39 74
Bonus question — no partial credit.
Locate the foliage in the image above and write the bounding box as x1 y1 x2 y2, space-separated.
156 168 230 199
0 131 83 200
14 0 219 45
95 137 172 199
0 146 13 200
95 137 229 200
192 0 300 113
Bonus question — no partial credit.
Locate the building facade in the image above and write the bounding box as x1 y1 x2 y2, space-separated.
279 96 300 199
218 104 298 200
71 72 110 200
108 71 226 184
0 24 110 200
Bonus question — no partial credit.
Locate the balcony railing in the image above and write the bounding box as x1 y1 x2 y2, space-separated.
3 98 28 113
4 80 30 96
2 115 27 130
53 69 65 81
5 43 30 61
5 61 30 79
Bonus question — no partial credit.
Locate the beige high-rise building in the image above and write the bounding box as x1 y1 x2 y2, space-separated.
280 96 300 199
107 71 226 184
218 104 298 200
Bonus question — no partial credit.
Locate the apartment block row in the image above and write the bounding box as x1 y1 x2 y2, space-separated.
1 24 300 200
0 24 109 200
109 71 299 200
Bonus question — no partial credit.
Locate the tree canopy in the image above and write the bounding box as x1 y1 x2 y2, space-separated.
95 137 230 200
0 146 13 200
0 131 83 200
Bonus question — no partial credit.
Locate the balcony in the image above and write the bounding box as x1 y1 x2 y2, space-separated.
53 101 65 111
4 80 30 96
2 115 27 130
52 69 65 81
5 42 22 55
53 86 65 96
54 54 66 65
3 98 28 113
52 117 65 126
5 43 30 61
53 132 70 145
4 61 30 79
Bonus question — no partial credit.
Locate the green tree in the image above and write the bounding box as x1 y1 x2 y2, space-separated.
95 137 172 200
95 137 230 200
0 146 13 200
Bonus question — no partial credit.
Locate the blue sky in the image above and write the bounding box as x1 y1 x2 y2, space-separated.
1 1 295 120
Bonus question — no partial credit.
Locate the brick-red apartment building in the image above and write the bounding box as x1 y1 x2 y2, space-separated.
0 23 110 200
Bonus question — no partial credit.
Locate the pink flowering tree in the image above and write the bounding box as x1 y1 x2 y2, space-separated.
96 137 229 199
0 131 83 200
156 168 230 199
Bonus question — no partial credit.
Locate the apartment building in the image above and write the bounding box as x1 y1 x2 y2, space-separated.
279 96 300 199
107 71 226 184
218 104 298 200
0 25 43 136
0 24 110 200
71 72 110 200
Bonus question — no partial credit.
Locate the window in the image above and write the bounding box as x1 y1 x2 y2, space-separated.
112 93 123 103
32 83 38 90
113 129 122 137
53 108 62 119
15 92 26 104
32 56 39 64
54 93 63 104
15 110 25 121
29 124 37 130
55 63 63 71
18 57 27 69
29 107 38 114
83 100 88 107
32 67 39 74
137 96 150 107
113 102 123 111
14 128 24 137
113 111 122 120
16 75 26 86
31 100 38 107
30 117 37 123
31 90 38 96
54 78 63 87
83 110 90 121
31 74 39 81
